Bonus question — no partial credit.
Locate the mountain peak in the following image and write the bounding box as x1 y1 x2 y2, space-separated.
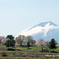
29 21 57 30
48 21 57 26
36 21 57 27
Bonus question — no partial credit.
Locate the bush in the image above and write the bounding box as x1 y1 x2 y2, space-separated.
7 48 15 51
2 52 7 57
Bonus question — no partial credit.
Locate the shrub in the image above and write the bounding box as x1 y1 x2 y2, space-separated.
7 48 15 51
2 52 7 57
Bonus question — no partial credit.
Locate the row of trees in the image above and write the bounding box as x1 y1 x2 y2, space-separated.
15 35 36 47
37 39 57 51
4 35 57 51
4 35 36 48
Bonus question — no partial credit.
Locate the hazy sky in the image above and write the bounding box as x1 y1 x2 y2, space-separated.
0 0 59 36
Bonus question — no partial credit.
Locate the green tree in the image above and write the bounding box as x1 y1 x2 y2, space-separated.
5 40 15 47
49 38 57 51
27 41 30 49
6 35 14 40
5 35 15 47
26 36 33 44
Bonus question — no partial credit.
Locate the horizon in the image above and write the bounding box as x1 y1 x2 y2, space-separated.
0 0 59 36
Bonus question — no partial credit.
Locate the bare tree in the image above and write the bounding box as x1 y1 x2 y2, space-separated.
15 35 26 46
0 36 9 45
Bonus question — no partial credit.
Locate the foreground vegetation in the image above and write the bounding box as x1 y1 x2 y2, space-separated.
0 45 59 59
0 35 59 59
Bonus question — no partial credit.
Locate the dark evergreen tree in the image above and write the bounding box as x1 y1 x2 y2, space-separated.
5 40 15 47
49 38 57 51
6 35 14 40
5 35 15 47
27 41 30 49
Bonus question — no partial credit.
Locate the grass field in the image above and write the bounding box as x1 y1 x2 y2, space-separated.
0 45 59 59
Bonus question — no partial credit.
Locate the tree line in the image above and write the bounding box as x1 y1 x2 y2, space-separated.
0 35 57 51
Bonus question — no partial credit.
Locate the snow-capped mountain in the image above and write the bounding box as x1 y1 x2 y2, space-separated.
15 21 59 42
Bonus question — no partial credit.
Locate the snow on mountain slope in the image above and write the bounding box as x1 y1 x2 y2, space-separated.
15 21 59 42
